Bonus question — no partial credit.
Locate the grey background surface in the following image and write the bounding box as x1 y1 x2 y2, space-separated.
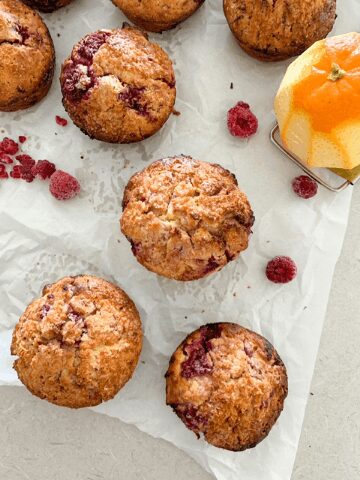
1 188 359 480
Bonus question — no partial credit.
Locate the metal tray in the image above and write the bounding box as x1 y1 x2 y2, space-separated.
270 124 360 192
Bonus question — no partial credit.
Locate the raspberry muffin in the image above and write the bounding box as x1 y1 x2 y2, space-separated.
60 25 176 143
22 0 73 12
166 323 288 451
0 0 55 111
121 156 254 281
112 0 205 33
11 275 143 408
223 0 336 61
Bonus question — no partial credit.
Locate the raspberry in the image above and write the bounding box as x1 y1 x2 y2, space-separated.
0 152 13 164
56 116 68 127
18 136 27 144
10 165 22 179
31 160 56 180
49 170 80 200
0 137 19 155
0 164 9 179
10 163 35 182
266 256 297 284
172 403 207 435
181 324 222 379
119 86 148 116
292 175 318 199
227 101 258 138
16 154 35 167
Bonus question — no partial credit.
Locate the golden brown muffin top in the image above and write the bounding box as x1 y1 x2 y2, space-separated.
112 0 204 32
11 275 143 408
0 0 55 109
61 25 176 143
166 323 288 451
121 156 254 281
224 0 336 60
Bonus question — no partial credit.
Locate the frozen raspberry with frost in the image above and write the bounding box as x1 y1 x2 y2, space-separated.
0 137 19 155
32 160 56 180
181 324 222 378
55 116 68 127
49 170 80 200
292 175 318 199
0 164 9 179
0 153 13 164
266 256 297 284
227 101 258 138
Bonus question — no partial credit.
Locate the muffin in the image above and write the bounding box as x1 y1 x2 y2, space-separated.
223 0 336 61
22 0 73 12
11 275 143 408
111 0 205 33
60 24 176 143
0 0 55 111
166 323 288 451
121 156 254 281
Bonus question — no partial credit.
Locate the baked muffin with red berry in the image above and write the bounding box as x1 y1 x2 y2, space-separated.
121 156 254 281
0 0 55 111
22 0 74 12
111 0 205 33
11 275 143 408
60 24 176 143
223 0 336 61
166 323 288 451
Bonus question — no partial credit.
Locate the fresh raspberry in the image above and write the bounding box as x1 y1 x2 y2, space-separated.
266 256 297 284
49 170 80 200
31 160 56 180
10 163 35 182
292 175 318 199
227 101 258 138
0 152 13 164
18 136 27 144
0 137 19 155
55 115 68 127
10 165 22 179
0 164 9 179
15 154 35 167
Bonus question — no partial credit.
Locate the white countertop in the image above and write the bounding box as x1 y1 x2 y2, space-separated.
1 188 359 480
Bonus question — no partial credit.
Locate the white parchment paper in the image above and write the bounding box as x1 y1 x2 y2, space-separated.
0 1 358 479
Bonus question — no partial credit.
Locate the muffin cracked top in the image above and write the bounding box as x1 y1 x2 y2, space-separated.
11 275 143 408
223 0 336 61
0 0 55 111
60 25 176 143
166 323 288 451
121 156 254 281
111 0 205 33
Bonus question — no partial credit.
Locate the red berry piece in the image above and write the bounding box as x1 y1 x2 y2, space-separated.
15 154 35 167
32 160 56 180
0 137 19 155
10 165 22 179
0 164 9 179
49 170 80 200
292 175 318 199
18 136 27 144
55 115 68 127
266 256 297 284
227 101 258 138
0 152 13 164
